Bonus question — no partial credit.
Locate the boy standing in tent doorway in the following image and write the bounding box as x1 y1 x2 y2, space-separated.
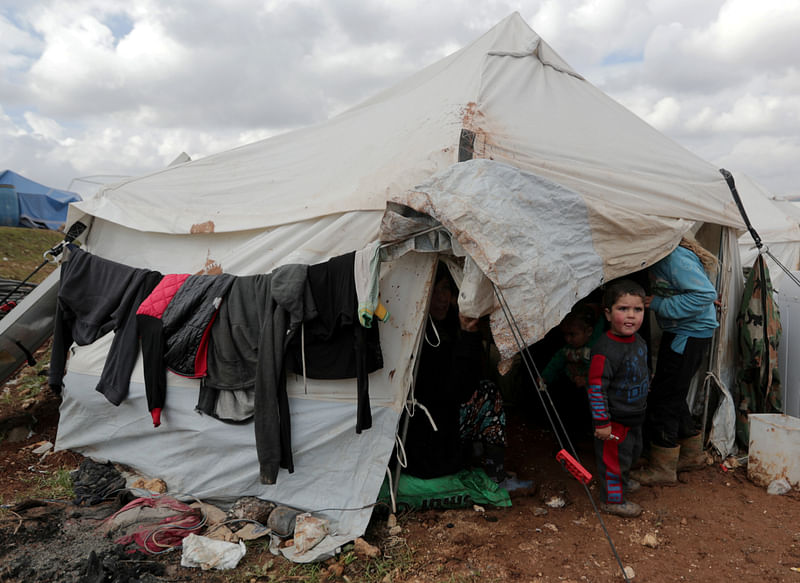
403 263 531 492
588 279 650 518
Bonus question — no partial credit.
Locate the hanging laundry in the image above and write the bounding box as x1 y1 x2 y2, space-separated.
286 251 383 434
136 273 235 426
354 241 389 327
199 270 316 424
49 246 162 405
252 264 316 484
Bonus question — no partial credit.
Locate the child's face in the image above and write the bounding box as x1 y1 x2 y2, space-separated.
605 293 645 337
561 322 593 348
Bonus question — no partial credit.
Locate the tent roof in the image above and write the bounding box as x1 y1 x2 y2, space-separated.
735 172 800 283
72 12 744 236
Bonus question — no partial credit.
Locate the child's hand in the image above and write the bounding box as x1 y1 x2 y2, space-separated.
594 426 612 440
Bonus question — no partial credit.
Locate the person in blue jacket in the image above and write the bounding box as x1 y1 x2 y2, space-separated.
632 236 719 486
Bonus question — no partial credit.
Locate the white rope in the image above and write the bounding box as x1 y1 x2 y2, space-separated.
301 322 308 394
424 315 441 347
384 466 397 514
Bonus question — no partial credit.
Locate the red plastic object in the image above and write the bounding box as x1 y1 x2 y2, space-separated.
556 449 593 484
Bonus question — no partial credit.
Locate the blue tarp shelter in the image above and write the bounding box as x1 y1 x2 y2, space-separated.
0 170 82 230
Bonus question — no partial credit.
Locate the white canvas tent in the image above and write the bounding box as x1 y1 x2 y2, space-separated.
734 172 800 291
731 173 800 419
56 13 747 561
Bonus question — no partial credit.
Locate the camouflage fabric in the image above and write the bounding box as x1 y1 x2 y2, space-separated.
735 255 783 447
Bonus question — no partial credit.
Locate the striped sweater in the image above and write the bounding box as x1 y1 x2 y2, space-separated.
587 331 649 429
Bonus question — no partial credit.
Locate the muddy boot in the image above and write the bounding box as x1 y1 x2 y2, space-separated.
629 444 679 486
676 433 706 472
600 501 642 518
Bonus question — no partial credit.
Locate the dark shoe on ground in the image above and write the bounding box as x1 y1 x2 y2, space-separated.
600 501 642 518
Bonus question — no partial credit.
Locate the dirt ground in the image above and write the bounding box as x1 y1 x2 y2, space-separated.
2 351 800 583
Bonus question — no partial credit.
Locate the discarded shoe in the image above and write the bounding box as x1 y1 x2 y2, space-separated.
627 479 641 493
600 501 642 518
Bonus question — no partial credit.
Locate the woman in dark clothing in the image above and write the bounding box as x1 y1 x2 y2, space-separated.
403 265 529 491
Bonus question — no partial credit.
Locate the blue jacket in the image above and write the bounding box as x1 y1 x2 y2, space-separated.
649 245 718 354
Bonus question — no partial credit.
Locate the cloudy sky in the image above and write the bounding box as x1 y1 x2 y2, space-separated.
1 0 798 199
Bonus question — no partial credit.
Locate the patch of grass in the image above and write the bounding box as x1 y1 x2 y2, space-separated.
235 538 416 583
1 353 50 407
0 226 64 283
20 468 74 502
343 541 415 583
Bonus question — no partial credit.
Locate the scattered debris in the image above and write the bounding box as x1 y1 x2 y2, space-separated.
722 456 745 470
180 533 246 570
70 458 126 506
533 507 548 516
623 565 636 579
225 496 275 532
25 440 53 455
267 505 303 538
767 478 791 496
353 536 381 558
106 495 204 554
5 426 31 442
543 523 558 533
473 504 485 513
328 562 345 577
130 477 168 494
79 548 166 582
293 513 329 554
641 533 659 548
544 496 565 508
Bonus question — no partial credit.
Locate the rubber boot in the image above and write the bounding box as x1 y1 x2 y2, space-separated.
676 434 706 472
629 444 679 486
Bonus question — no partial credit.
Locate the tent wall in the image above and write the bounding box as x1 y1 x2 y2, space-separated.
775 277 800 418
734 173 800 292
55 214 437 561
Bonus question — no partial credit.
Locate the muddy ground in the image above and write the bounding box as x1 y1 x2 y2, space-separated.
2 354 800 583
